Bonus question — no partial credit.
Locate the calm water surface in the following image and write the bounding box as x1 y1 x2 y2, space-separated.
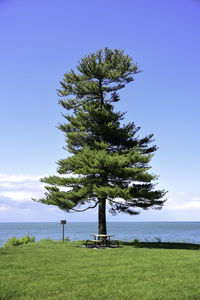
1 222 200 247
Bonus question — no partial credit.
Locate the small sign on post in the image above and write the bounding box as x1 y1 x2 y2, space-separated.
61 220 66 242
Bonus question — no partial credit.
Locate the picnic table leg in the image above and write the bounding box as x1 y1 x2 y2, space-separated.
105 237 109 247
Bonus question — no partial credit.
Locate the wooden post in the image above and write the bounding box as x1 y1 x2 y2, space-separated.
61 220 66 242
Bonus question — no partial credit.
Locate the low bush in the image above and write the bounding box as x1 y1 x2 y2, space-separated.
130 238 139 243
4 235 35 247
154 237 162 243
4 237 21 247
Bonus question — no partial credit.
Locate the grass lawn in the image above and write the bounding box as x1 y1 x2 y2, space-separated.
1 240 200 299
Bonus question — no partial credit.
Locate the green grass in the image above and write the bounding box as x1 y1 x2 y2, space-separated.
1 240 200 299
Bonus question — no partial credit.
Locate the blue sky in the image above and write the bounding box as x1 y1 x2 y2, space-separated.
0 0 200 222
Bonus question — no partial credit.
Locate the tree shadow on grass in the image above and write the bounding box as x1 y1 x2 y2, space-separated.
119 241 200 250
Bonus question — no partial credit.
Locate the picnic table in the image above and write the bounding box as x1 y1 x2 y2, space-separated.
85 234 119 248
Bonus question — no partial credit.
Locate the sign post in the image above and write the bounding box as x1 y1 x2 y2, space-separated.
61 220 66 242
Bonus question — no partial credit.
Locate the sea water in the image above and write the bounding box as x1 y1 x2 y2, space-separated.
1 222 200 247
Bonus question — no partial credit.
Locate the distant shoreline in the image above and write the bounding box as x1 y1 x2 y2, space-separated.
1 221 200 223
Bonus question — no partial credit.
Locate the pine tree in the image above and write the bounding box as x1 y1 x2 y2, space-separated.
35 48 166 234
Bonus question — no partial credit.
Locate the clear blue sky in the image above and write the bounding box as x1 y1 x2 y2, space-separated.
0 0 200 222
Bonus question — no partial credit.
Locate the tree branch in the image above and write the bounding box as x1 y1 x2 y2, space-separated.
71 201 99 212
99 79 104 110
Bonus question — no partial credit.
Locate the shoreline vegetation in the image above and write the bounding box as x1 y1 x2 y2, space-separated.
1 240 200 299
3 235 200 250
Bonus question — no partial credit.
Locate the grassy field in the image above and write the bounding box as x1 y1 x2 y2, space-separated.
1 240 200 299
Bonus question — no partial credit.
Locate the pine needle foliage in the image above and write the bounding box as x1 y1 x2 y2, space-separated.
35 48 166 234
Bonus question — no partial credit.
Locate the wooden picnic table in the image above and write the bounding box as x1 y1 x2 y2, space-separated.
85 234 119 248
90 234 114 244
90 234 115 247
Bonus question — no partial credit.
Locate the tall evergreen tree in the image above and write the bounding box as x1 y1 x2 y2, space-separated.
35 48 166 234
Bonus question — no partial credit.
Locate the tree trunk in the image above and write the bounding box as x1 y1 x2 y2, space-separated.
98 199 107 235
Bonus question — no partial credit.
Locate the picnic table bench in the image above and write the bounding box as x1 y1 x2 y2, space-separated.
85 234 119 248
